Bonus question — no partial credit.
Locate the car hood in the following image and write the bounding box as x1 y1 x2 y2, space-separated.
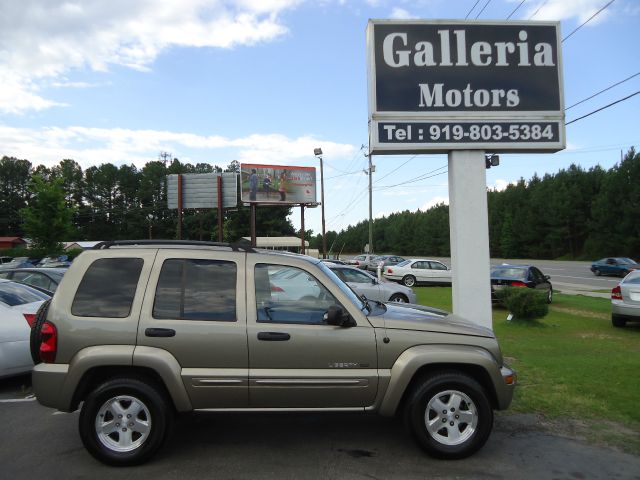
369 302 494 338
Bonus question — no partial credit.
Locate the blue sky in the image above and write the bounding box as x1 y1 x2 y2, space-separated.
1 0 638 237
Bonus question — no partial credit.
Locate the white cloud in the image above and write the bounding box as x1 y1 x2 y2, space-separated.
0 124 356 170
526 0 615 23
489 179 515 192
389 8 415 19
420 195 448 211
0 0 301 114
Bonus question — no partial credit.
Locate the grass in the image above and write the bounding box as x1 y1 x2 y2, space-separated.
414 286 640 453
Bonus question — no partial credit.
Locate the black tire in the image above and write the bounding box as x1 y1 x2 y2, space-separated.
389 293 409 303
404 372 493 459
402 275 416 287
594 269 601 276
30 299 51 364
612 315 627 328
79 377 173 466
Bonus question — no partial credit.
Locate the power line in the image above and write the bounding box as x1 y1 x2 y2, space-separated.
528 0 548 20
566 71 640 110
465 0 481 19
566 90 640 125
506 0 526 20
475 0 492 19
562 0 616 42
373 154 418 184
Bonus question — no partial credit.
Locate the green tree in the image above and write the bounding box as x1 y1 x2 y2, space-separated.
21 176 75 251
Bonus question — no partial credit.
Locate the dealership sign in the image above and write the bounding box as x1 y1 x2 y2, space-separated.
367 20 565 153
240 163 317 205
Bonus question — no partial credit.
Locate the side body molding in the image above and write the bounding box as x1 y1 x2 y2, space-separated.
378 344 503 417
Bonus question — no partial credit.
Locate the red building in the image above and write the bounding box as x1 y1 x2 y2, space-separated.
0 237 27 249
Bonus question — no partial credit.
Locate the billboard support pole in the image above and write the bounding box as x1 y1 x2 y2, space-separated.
217 175 224 242
300 204 306 254
448 150 492 330
177 174 183 240
250 203 257 247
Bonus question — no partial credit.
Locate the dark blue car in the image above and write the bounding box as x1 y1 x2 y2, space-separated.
590 257 639 277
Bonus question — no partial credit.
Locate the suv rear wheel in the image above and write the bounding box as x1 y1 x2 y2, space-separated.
405 372 493 459
79 377 173 466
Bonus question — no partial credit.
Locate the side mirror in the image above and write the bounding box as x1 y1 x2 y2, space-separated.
324 305 355 327
371 277 378 285
544 275 550 280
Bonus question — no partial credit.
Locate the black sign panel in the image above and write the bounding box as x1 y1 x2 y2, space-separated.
367 20 565 153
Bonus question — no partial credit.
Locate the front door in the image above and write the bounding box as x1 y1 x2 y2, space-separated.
246 261 378 408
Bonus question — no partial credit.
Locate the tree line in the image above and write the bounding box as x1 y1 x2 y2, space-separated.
324 148 639 260
0 157 295 249
1 147 638 259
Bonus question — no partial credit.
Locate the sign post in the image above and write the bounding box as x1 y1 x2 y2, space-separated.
367 20 564 329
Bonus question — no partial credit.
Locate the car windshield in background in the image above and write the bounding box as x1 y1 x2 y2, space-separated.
316 262 365 309
491 267 526 280
618 258 637 264
623 272 640 284
396 260 412 267
0 281 49 306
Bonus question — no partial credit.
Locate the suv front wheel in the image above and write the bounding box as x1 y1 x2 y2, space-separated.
79 377 173 466
405 372 493 459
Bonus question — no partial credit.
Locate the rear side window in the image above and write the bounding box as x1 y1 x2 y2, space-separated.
72 258 144 317
153 259 237 321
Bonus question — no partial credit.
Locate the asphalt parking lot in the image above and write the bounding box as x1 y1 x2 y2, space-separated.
1 375 639 480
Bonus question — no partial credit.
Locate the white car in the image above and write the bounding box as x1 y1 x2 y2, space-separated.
327 264 417 303
0 279 49 378
383 259 452 287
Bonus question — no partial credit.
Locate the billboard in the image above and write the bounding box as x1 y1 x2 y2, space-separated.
240 164 317 205
366 20 565 154
167 173 238 209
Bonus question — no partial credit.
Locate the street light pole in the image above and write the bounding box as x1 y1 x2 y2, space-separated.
314 148 327 259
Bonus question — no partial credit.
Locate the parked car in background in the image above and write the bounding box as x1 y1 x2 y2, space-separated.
320 258 347 265
611 270 640 327
0 267 67 295
490 264 553 304
0 257 34 270
327 263 416 303
0 279 50 378
37 255 72 268
346 254 377 270
366 255 406 273
384 259 452 287
0 256 13 265
591 257 639 277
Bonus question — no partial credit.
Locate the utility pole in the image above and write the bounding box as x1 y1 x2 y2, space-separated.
159 151 172 166
364 149 374 254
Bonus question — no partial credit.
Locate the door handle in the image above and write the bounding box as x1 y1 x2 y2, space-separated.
145 328 176 338
257 332 291 341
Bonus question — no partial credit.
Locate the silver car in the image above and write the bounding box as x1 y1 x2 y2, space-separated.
611 270 640 327
0 279 49 378
327 264 416 303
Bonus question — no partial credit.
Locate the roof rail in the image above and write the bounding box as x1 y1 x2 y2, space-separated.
93 240 256 253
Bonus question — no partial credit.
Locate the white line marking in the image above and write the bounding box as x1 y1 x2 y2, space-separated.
0 397 37 403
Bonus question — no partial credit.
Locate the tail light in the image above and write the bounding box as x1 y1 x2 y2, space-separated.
39 321 57 363
23 313 36 327
611 285 622 300
387 268 393 274
511 281 527 287
270 285 284 292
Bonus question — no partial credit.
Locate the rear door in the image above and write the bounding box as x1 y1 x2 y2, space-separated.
137 250 248 409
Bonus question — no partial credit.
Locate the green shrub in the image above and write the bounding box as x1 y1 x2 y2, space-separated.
496 287 548 320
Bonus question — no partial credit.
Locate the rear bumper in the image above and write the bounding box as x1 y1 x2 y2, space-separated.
612 301 640 318
32 363 71 411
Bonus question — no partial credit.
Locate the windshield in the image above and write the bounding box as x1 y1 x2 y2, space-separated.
618 258 637 264
317 262 366 309
396 260 411 267
491 267 526 279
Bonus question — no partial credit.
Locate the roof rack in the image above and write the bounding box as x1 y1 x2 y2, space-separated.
93 240 256 253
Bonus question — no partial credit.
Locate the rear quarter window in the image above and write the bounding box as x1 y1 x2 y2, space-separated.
71 258 144 318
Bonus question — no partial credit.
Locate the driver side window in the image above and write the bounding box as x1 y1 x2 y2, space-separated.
255 264 340 325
